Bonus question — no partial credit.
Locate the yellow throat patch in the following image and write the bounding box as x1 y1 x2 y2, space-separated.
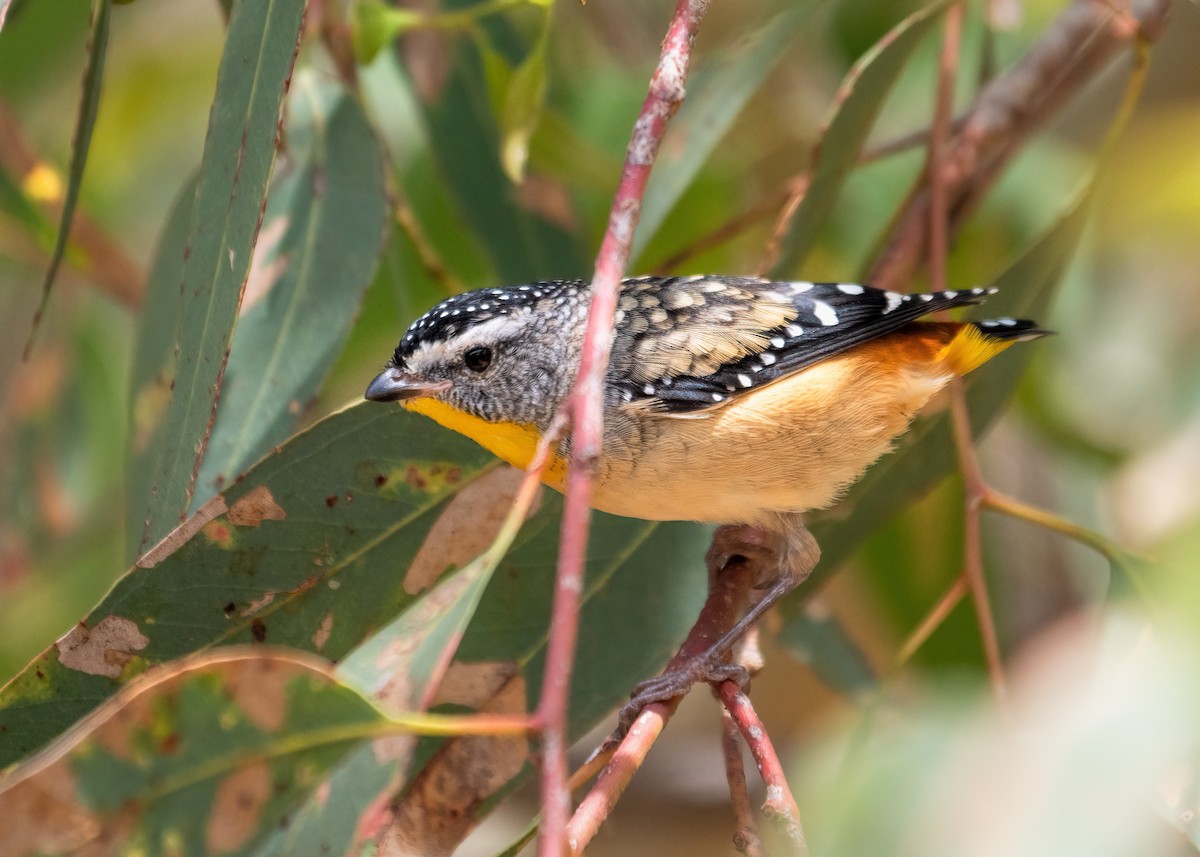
404 397 569 489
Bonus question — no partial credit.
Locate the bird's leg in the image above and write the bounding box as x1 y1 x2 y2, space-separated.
616 522 820 735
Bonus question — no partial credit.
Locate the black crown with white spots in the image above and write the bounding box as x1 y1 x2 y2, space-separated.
391 280 588 368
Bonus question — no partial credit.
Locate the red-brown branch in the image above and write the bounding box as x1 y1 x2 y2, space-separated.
567 554 757 854
718 682 808 855
722 707 764 857
536 1 711 854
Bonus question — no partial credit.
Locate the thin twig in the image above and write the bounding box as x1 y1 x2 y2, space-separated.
949 382 1009 709
926 1 963 294
652 187 789 273
722 707 764 857
394 200 464 297
868 0 1170 290
718 682 808 856
894 574 969 669
981 488 1155 609
536 2 711 853
756 175 811 277
567 702 673 855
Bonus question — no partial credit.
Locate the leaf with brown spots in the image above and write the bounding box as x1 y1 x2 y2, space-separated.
1 399 707 787
54 616 149 680
0 649 391 857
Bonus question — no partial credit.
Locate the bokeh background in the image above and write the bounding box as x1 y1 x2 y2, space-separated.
2 0 1199 854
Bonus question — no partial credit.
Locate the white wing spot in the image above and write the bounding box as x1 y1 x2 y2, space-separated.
811 300 839 326
786 324 803 337
759 352 777 366
837 283 865 295
997 317 1018 326
944 291 957 300
921 294 934 302
643 384 655 395
790 281 814 293
770 336 786 348
737 374 753 388
883 291 904 314
711 393 724 402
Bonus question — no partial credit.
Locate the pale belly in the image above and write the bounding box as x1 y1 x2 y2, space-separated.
589 354 952 526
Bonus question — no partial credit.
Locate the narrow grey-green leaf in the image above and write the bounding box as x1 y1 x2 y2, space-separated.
196 78 389 496
769 0 950 279
23 0 110 356
126 174 197 562
634 1 815 262
130 0 306 558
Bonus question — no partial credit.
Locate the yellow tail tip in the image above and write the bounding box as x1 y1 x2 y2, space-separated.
940 319 1052 376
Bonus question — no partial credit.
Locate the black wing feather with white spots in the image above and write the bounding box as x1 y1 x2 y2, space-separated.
616 280 996 414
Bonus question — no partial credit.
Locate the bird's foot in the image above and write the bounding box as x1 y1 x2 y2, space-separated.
617 657 750 734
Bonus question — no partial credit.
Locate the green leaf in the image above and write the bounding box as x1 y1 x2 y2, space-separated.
196 78 389 497
128 0 306 559
776 601 877 699
249 548 514 857
769 0 950 279
426 38 587 282
126 175 196 563
24 0 110 355
0 649 396 856
800 180 1093 590
352 0 424 65
0 405 708 770
633 0 815 263
486 11 551 184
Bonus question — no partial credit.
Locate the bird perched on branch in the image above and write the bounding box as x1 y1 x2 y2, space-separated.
366 275 1048 704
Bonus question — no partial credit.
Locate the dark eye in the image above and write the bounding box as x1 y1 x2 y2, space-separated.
463 346 492 372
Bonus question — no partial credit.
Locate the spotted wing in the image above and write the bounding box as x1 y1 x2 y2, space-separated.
614 281 995 414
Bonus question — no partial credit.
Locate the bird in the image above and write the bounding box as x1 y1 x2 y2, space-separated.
365 275 1048 708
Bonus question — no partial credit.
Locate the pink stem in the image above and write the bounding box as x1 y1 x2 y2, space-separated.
535 2 711 854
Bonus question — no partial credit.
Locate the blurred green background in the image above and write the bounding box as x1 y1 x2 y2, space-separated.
2 0 1199 853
